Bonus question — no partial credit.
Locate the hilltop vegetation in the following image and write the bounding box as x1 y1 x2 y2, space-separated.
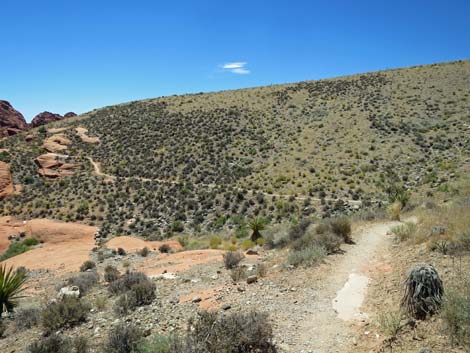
0 60 469 237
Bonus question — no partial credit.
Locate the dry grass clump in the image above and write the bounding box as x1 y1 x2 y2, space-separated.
390 222 417 242
223 251 244 269
28 334 89 353
41 297 91 334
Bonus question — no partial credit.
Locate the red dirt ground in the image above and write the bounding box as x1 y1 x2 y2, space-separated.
105 236 182 253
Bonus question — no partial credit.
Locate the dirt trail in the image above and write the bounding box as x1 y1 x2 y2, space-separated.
276 220 401 353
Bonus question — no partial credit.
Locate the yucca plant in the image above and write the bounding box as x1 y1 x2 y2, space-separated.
0 265 28 317
401 264 444 320
249 217 266 242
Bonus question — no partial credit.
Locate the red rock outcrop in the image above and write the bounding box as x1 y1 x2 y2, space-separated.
64 112 77 118
0 161 14 199
35 153 78 179
0 100 28 137
30 112 64 128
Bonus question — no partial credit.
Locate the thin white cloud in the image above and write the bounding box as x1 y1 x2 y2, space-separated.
222 62 247 69
220 61 251 74
231 67 250 74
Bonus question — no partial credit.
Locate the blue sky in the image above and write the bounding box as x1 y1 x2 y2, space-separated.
1 0 469 121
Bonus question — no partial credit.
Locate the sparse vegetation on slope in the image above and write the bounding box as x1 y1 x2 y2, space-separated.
1 60 468 238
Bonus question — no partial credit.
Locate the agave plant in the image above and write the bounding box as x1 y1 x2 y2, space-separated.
0 265 28 317
401 264 444 319
249 217 266 242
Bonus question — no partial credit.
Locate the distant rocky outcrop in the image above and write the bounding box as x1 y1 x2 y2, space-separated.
35 153 78 179
64 112 77 118
30 112 64 128
0 100 28 137
0 161 14 199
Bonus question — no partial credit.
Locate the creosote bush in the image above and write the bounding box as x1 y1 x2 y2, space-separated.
288 246 326 267
223 251 244 269
442 276 470 348
105 323 143 353
110 271 156 315
14 307 41 330
28 334 89 353
104 265 120 283
67 271 100 294
79 260 96 272
170 310 277 353
42 297 90 333
159 244 171 253
329 217 353 244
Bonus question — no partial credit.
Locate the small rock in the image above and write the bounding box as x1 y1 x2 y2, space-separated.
192 296 202 303
246 275 258 284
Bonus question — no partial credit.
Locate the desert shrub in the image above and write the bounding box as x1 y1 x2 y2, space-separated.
105 323 143 353
23 237 39 246
456 231 470 252
288 218 312 241
313 232 342 254
209 236 222 249
387 201 402 221
114 292 138 316
110 272 156 314
288 246 326 267
109 271 154 296
179 311 277 353
230 267 246 282
41 297 90 333
315 222 330 235
329 217 352 244
378 310 403 339
94 295 107 311
0 241 31 261
105 265 121 283
159 244 171 253
67 271 99 294
80 260 96 272
0 320 5 338
28 334 70 353
117 247 127 256
442 277 470 348
390 222 417 242
171 221 184 233
138 334 178 353
257 263 268 278
0 265 28 317
138 247 150 257
241 239 254 250
14 307 41 330
223 251 244 269
401 264 444 319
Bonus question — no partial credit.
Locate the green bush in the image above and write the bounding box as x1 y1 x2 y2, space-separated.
79 260 96 272
329 217 353 244
0 238 39 261
67 271 99 294
223 251 244 269
104 265 120 283
105 323 143 353
209 236 222 249
41 297 90 333
175 311 277 353
14 307 41 330
28 334 89 353
288 246 326 267
390 222 417 242
442 277 470 348
138 334 175 353
110 272 156 315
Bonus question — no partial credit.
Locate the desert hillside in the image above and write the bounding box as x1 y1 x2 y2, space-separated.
0 60 469 353
0 60 469 238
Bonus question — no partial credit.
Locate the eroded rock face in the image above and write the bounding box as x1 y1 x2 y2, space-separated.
0 161 14 199
31 112 64 128
35 153 78 179
0 100 28 137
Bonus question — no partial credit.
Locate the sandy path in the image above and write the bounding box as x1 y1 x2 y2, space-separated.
276 220 401 353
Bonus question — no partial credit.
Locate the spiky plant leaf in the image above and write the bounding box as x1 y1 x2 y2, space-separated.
401 264 444 320
0 265 28 316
